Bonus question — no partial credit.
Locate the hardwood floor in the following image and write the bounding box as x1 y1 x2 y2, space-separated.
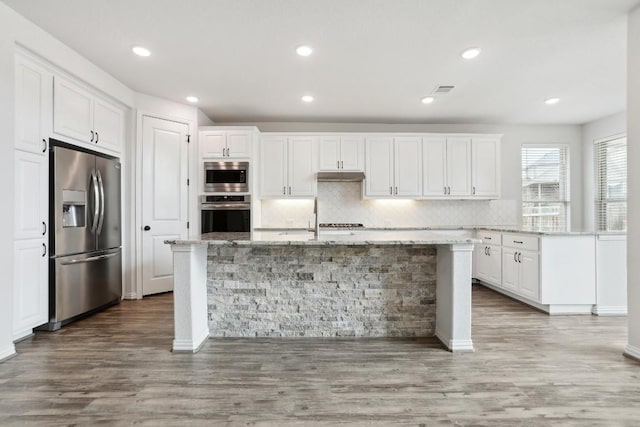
1 285 638 426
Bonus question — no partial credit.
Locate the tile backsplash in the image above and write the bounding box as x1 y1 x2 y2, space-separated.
260 182 518 228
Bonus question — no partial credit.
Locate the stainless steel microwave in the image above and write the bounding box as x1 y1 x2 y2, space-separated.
204 161 249 193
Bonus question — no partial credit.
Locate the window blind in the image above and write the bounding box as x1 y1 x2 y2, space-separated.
595 136 627 231
521 145 569 231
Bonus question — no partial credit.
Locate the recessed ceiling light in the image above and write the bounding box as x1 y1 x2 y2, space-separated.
421 96 435 104
301 95 314 103
186 96 199 103
296 45 313 57
461 47 481 60
545 97 560 105
132 46 151 57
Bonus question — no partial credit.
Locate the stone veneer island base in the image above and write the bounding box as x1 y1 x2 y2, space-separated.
167 231 477 353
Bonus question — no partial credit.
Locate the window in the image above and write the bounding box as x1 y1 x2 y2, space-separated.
521 145 570 231
595 136 627 231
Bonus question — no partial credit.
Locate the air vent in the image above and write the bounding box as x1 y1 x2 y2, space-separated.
433 85 455 94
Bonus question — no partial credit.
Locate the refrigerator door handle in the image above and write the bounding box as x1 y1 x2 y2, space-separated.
96 169 105 235
59 252 119 265
90 169 100 234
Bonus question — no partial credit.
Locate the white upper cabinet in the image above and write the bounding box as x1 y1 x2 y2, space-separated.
394 137 422 197
365 137 421 197
318 135 364 171
446 137 472 197
422 136 471 198
472 137 500 198
288 136 316 197
365 137 394 197
53 76 125 154
14 55 52 155
200 129 253 159
260 135 315 198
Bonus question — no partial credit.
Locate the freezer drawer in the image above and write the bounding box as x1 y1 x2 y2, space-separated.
49 249 122 329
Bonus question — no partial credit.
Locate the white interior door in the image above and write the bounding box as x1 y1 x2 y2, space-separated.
141 116 189 296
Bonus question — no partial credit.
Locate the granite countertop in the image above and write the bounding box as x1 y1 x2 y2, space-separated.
166 229 480 246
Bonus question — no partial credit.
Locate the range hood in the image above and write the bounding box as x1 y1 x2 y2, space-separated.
316 171 366 182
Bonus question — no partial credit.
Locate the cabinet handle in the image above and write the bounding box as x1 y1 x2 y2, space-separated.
484 237 491 240
283 186 286 195
42 221 46 236
395 186 398 195
96 132 99 143
341 160 344 169
90 130 94 142
337 160 340 169
484 246 488 255
514 252 518 262
513 240 523 244
226 147 229 157
473 186 476 195
288 186 291 195
488 246 491 256
42 138 47 153
444 186 447 195
390 186 393 195
448 187 451 195
517 252 522 263
42 243 46 257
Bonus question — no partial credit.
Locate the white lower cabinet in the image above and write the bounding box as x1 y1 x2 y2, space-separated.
13 239 48 340
475 230 595 314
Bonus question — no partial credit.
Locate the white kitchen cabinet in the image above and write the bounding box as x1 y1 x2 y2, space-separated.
501 246 539 300
200 129 253 158
475 231 502 286
14 151 48 241
14 54 52 155
260 135 316 198
422 137 471 197
365 136 421 197
472 137 500 197
318 135 364 171
13 239 48 340
53 76 124 154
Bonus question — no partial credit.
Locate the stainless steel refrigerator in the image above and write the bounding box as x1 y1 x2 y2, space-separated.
44 141 122 330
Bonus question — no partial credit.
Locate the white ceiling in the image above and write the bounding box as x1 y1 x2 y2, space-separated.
4 0 638 125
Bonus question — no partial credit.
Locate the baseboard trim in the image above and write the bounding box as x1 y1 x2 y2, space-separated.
592 305 627 316
435 329 474 353
0 344 17 363
13 329 34 343
122 292 138 300
172 329 210 353
624 344 640 362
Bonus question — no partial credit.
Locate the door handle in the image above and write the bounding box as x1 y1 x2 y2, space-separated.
42 221 46 236
90 170 99 234
144 225 151 231
59 252 118 265
42 243 46 257
42 138 47 153
96 170 105 235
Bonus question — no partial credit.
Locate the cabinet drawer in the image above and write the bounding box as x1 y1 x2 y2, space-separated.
477 230 501 244
502 233 539 251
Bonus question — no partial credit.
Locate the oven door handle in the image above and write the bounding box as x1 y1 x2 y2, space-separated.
201 203 251 210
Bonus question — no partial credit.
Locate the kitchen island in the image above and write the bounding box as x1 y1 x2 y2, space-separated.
166 230 478 353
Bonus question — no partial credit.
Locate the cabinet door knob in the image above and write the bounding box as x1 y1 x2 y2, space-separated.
42 243 47 257
90 130 94 142
144 225 151 231
42 138 47 153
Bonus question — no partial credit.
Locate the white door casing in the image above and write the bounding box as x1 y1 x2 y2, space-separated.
141 116 189 296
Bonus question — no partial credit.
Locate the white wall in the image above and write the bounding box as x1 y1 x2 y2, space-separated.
222 122 584 229
581 112 627 231
626 5 640 360
0 4 16 361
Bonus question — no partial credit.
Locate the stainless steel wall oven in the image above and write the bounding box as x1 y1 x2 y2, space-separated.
201 195 251 233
